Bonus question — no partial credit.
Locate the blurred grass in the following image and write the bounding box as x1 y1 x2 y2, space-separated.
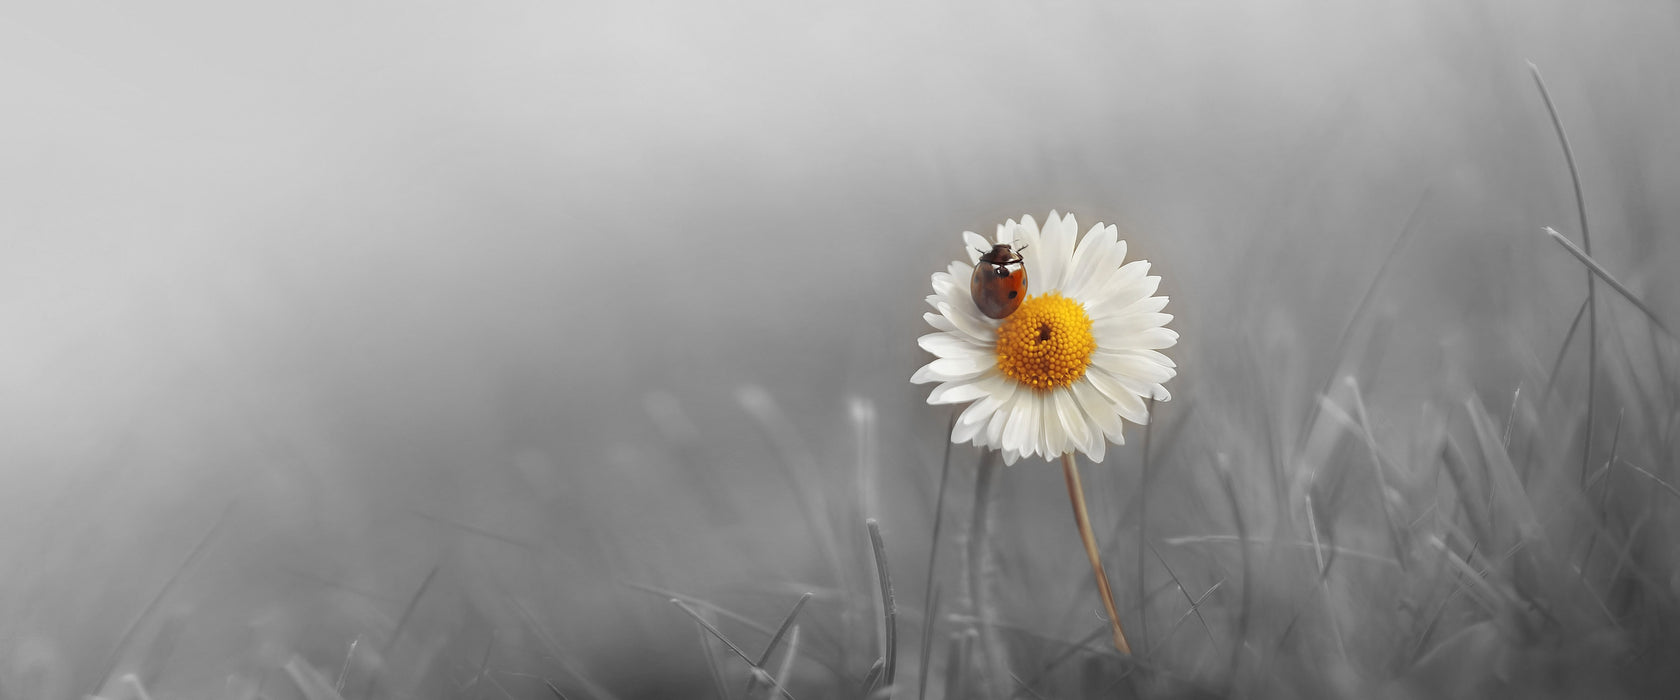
2 1 1680 699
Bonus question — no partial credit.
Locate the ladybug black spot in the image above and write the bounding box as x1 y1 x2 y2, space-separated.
994 267 1010 278
1007 290 1017 299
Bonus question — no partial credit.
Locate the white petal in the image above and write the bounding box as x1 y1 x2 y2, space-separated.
952 389 1006 444
996 218 1017 245
1089 260 1149 306
1002 448 1020 466
928 354 990 380
1090 350 1177 385
1116 348 1177 369
1072 379 1125 443
1108 371 1170 407
924 312 957 333
1070 235 1129 302
1035 211 1073 292
1037 391 1060 459
1112 326 1179 350
1085 367 1150 424
936 301 997 344
913 357 986 385
1001 392 1038 457
931 274 964 303
984 396 1013 447
1088 292 1168 322
1097 275 1163 310
1092 312 1175 339
1015 215 1045 291
918 332 990 358
1063 223 1115 300
953 376 1016 435
951 413 984 444
939 370 1014 405
963 231 990 264
1053 388 1091 457
929 377 991 405
1086 430 1107 462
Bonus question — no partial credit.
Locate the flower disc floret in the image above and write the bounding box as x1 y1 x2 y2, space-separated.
993 292 1095 390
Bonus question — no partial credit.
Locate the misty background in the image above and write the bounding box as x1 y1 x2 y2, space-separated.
2 1 1678 697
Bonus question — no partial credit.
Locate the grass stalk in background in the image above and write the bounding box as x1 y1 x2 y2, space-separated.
90 504 232 697
918 411 957 700
1136 397 1156 659
965 451 1010 696
1528 61 1599 485
1542 227 1674 337
865 519 898 697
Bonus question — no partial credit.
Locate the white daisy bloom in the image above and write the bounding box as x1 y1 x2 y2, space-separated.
912 212 1178 465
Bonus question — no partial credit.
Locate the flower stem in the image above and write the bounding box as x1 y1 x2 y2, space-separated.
1061 452 1132 656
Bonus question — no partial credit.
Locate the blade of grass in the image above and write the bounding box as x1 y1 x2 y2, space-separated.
697 610 731 700
335 636 360 695
1162 535 1397 568
120 675 155 700
757 593 813 668
1348 377 1410 569
285 656 347 700
1623 460 1680 503
774 626 802 698
860 659 885 697
1529 62 1599 487
1503 383 1522 449
1146 543 1218 653
1440 438 1493 550
1542 227 1673 337
1293 188 1431 461
1543 297 1591 400
1214 454 1250 689
966 451 1009 696
1428 537 1503 617
867 520 898 696
738 387 847 593
1136 396 1156 658
625 582 849 682
1465 398 1545 543
918 410 958 700
918 585 941 700
942 632 971 700
1154 581 1225 654
382 564 441 659
672 599 757 666
91 503 232 696
1009 672 1050 700
1006 580 1182 698
511 598 622 700
1580 408 1625 577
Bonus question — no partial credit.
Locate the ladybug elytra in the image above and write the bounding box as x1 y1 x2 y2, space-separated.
970 243 1027 319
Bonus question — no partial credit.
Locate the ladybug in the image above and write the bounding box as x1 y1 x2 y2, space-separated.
970 243 1028 319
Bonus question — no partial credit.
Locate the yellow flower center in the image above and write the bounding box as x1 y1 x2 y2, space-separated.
993 292 1096 390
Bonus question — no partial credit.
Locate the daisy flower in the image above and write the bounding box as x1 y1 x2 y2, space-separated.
912 211 1178 465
